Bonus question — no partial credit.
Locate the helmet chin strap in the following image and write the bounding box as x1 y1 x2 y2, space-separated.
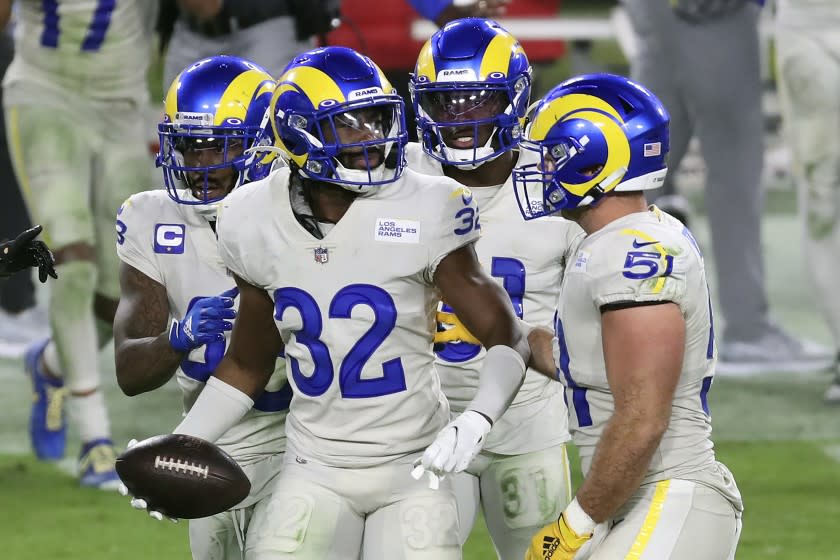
440 127 502 171
331 161 391 193
576 166 628 208
181 190 223 221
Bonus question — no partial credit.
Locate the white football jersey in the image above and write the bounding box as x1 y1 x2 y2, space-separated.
5 0 156 102
405 143 582 455
777 0 839 27
217 166 482 468
116 189 289 467
556 207 742 510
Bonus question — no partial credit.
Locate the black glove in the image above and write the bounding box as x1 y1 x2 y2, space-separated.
0 225 58 283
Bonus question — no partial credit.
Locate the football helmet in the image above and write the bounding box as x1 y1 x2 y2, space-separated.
265 46 407 191
158 55 276 208
410 18 531 169
512 73 670 219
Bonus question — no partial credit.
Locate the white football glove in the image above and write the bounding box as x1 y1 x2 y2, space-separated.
117 439 178 523
411 410 492 489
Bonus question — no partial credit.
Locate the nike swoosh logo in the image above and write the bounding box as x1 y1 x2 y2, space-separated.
632 239 659 248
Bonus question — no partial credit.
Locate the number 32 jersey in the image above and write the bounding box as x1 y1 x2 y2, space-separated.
115 189 289 468
556 207 742 511
216 167 481 468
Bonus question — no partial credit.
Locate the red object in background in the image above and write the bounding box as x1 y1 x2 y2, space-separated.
325 0 565 71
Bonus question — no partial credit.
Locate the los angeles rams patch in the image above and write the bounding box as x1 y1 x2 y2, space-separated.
375 218 420 244
571 250 590 273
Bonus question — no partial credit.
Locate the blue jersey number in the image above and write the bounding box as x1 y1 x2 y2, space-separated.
274 284 407 399
622 251 674 280
41 0 116 51
115 219 127 245
435 257 525 363
179 295 292 413
454 207 481 236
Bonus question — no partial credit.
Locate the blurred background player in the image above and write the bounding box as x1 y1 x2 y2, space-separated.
406 18 577 558
1 0 158 488
159 0 320 88
328 0 566 142
773 0 840 403
0 17 46 355
621 0 832 375
515 74 742 560
0 224 56 283
113 55 291 559
154 46 531 559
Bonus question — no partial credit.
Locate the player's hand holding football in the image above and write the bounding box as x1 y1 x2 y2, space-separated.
412 410 491 488
0 225 57 283
168 287 238 352
433 308 481 348
117 439 179 523
525 499 595 560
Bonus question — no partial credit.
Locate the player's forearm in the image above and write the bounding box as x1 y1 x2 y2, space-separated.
575 410 667 523
115 333 183 396
213 349 275 399
527 326 556 378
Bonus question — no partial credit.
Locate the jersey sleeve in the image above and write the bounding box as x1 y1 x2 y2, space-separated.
586 227 687 310
115 194 163 284
425 179 482 282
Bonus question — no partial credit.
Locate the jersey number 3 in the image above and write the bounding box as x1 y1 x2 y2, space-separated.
436 257 525 363
274 284 407 399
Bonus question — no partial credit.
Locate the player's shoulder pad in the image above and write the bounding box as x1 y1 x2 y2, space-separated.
580 218 691 305
117 189 170 224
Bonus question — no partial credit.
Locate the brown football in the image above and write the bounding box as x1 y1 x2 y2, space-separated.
115 434 251 519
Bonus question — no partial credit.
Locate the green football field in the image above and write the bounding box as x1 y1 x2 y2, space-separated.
2 193 839 559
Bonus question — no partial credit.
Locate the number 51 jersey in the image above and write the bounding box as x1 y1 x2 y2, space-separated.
216 167 482 468
116 189 289 468
556 207 742 511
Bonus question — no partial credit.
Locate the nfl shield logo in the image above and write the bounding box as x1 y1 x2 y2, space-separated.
313 247 329 264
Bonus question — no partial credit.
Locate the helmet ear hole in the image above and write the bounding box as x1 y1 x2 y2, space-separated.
616 95 635 115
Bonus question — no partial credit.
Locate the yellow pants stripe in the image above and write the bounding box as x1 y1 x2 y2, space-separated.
624 480 671 559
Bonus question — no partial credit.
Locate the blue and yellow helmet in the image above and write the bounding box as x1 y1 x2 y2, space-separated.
158 55 276 206
266 46 407 192
409 18 531 169
512 73 670 219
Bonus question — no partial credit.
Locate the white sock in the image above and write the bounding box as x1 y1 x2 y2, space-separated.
49 260 102 391
69 391 111 443
42 340 62 378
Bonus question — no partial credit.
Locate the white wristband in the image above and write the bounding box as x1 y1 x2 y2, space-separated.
173 376 254 443
563 497 596 536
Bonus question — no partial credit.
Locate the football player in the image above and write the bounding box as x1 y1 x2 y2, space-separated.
405 18 580 558
514 74 743 559
1 0 158 487
774 0 840 402
165 46 530 559
113 56 291 559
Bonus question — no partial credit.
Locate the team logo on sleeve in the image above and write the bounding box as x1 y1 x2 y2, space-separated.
154 224 186 254
313 247 329 264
